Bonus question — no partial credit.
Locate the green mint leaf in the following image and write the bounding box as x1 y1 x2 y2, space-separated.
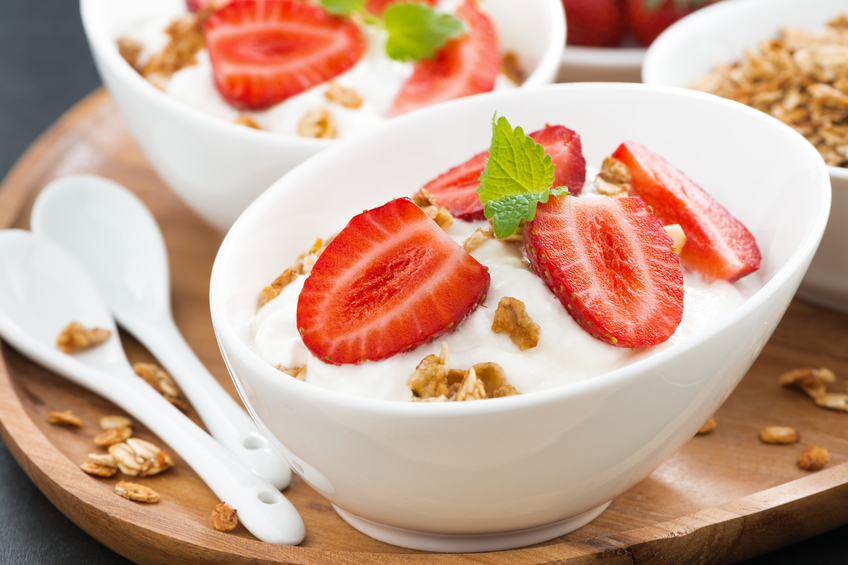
321 0 365 15
384 4 466 62
483 194 546 239
477 115 569 237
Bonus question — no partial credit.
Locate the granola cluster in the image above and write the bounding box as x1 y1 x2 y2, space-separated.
258 236 337 309
140 13 206 87
690 15 848 167
212 502 239 531
696 417 717 435
413 189 454 231
324 81 363 109
408 342 519 402
133 362 189 411
56 322 111 353
491 297 540 351
594 156 631 196
779 366 848 412
115 481 161 503
298 107 337 139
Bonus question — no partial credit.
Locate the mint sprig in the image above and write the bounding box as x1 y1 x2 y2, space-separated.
384 4 466 62
477 115 568 239
319 0 465 62
321 0 365 15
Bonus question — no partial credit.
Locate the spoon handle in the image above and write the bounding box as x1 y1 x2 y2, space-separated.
19 339 304 545
123 317 292 490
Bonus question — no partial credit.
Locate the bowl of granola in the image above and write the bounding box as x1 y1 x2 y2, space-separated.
642 0 848 312
209 83 829 551
79 0 565 230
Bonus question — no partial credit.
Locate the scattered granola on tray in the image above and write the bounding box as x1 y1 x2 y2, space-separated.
779 366 848 411
94 425 133 447
212 502 239 531
696 417 717 435
56 322 111 353
115 481 161 503
109 438 174 477
798 445 831 470
80 459 118 478
47 410 83 428
100 415 133 430
759 426 800 445
689 14 848 168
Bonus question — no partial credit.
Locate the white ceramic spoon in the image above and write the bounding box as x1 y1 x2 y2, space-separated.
0 229 305 545
30 175 291 490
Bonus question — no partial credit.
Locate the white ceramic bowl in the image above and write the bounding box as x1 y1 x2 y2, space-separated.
642 0 848 313
210 84 829 552
558 46 645 83
79 0 565 231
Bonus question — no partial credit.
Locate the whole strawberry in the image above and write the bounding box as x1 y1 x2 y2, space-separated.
624 0 712 47
562 0 624 47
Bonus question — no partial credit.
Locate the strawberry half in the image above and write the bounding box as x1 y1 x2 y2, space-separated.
296 198 490 365
390 0 500 116
365 0 436 16
204 0 366 111
563 0 625 47
525 195 684 348
612 142 761 282
421 125 587 220
623 0 713 47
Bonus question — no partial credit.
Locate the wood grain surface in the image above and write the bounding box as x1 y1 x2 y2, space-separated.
0 88 847 565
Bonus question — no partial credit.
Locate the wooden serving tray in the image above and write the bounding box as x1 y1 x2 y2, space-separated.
1 89 848 565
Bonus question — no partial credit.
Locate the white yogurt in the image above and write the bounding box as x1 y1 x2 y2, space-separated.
121 0 516 139
248 170 760 401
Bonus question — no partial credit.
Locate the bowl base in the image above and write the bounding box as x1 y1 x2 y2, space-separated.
332 501 612 553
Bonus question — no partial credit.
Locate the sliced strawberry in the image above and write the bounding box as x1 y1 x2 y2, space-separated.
390 0 500 116
612 142 761 282
422 152 490 220
365 0 437 16
187 0 211 12
204 0 366 111
529 126 587 193
525 195 684 348
297 198 490 365
421 125 586 220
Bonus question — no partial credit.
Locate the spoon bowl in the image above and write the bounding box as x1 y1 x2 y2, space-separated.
0 229 304 545
31 175 291 489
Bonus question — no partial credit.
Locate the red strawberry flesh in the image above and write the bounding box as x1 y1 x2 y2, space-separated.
390 0 500 116
613 142 761 282
623 0 712 47
296 198 490 365
204 0 365 110
563 0 625 47
422 125 586 220
525 195 684 347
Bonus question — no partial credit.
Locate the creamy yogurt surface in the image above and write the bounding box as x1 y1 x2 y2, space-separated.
119 0 516 139
248 170 762 401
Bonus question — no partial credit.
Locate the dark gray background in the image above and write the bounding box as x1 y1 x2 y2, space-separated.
0 0 845 563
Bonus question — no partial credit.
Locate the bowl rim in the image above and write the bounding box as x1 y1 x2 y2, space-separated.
210 82 831 419
79 0 565 148
560 45 646 68
641 0 848 182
